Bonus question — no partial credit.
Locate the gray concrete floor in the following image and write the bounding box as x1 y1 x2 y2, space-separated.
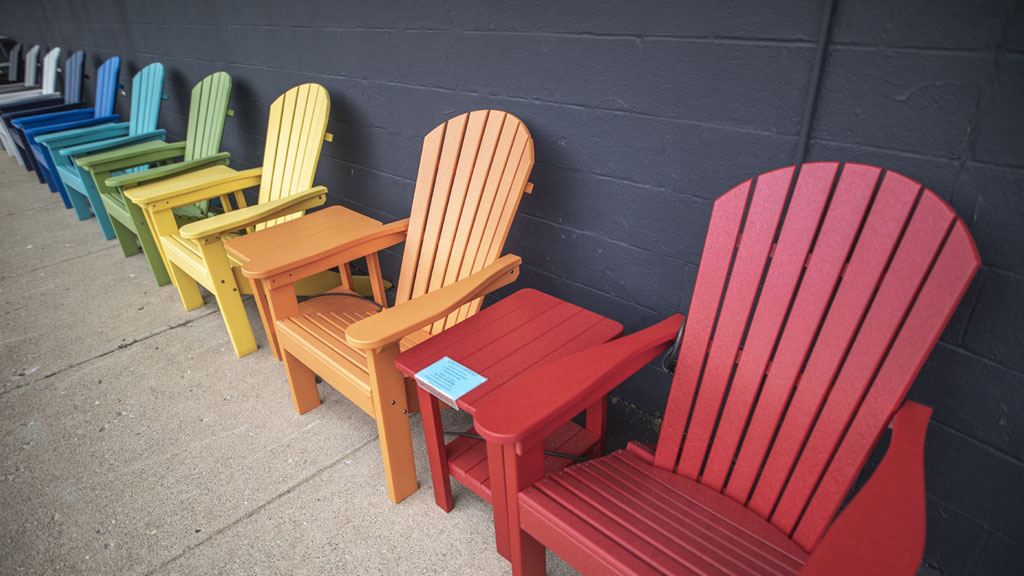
0 156 577 575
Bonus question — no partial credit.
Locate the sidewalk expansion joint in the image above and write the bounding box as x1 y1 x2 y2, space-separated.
0 310 219 397
0 244 121 283
143 434 382 576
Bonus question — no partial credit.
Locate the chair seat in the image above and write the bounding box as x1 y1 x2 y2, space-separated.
276 294 431 416
519 450 808 576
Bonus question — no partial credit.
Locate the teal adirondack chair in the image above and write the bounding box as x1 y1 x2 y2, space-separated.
74 71 233 285
37 62 167 238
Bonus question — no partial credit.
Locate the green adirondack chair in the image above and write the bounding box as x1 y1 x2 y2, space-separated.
73 72 233 286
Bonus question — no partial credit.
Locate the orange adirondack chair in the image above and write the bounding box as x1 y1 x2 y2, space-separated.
476 162 980 576
245 110 534 503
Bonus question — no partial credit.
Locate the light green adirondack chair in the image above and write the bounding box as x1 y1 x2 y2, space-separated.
74 72 233 286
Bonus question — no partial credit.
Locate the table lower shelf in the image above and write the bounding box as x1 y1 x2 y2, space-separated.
446 421 604 503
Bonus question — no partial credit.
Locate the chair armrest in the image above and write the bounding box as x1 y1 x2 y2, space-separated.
13 107 94 128
178 186 328 240
59 129 166 156
124 166 262 210
104 152 231 187
4 101 87 122
345 253 524 351
80 140 185 173
475 315 684 449
35 121 129 147
25 114 119 138
799 401 931 576
0 94 62 114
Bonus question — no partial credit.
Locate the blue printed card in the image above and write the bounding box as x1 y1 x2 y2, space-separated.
414 356 487 409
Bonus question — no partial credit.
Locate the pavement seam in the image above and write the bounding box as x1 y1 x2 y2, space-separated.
1 310 219 397
143 434 383 576
0 244 121 282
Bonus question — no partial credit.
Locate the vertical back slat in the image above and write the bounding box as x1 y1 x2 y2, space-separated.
395 123 447 305
677 167 793 480
653 181 751 472
40 47 59 94
769 189 954 535
128 63 163 135
409 113 469 300
792 222 979 549
701 163 839 491
725 164 882 505
23 45 39 86
8 44 21 82
93 57 120 118
64 51 84 104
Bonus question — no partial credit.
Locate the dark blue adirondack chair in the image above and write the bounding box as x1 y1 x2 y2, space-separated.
41 62 166 237
0 50 86 168
11 56 120 208
0 43 23 85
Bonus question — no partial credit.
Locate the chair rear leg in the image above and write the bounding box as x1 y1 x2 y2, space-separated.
366 344 418 503
129 201 170 286
282 347 321 413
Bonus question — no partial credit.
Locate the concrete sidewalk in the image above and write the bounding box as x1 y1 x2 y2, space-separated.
0 156 576 575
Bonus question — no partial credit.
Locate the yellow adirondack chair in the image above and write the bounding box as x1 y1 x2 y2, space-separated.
247 110 534 503
124 84 334 357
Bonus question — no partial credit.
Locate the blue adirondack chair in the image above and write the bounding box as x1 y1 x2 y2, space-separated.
11 56 120 208
0 50 86 168
40 62 166 237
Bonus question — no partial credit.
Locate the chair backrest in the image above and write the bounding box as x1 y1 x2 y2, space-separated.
254 83 330 230
184 71 231 161
93 56 120 118
652 162 979 551
395 110 534 333
23 45 39 86
39 47 60 94
7 43 22 82
127 62 164 136
62 51 85 104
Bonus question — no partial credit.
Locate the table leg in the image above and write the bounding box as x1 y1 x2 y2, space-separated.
418 387 453 512
487 439 511 559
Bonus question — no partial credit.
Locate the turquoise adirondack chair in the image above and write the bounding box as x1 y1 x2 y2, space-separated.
73 71 233 285
39 62 167 238
0 50 86 167
11 56 120 208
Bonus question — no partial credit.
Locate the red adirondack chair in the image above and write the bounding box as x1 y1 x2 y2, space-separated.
475 162 980 575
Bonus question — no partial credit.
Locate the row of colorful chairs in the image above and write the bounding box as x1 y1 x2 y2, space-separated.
4 45 981 576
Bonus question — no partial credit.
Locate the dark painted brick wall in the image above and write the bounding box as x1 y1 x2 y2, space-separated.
3 1 1021 573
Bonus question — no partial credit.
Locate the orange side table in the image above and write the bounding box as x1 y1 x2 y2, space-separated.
224 205 389 359
395 288 622 558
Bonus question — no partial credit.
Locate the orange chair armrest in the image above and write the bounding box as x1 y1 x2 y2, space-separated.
344 254 522 350
475 314 684 450
799 401 931 576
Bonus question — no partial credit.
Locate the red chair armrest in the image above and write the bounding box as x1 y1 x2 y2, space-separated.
475 315 684 451
800 401 932 576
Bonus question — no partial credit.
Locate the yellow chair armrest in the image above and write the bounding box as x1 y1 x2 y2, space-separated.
345 254 522 350
125 166 263 210
179 186 328 241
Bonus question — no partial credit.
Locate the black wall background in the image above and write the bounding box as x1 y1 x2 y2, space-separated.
3 1 1022 574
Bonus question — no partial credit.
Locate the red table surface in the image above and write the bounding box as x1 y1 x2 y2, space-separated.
395 288 624 412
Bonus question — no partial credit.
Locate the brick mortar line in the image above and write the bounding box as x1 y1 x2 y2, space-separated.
0 310 218 398
142 433 383 576
929 418 1024 466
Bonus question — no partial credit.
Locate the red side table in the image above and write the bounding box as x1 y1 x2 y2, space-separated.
395 288 622 558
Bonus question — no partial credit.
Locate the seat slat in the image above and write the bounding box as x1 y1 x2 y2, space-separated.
703 163 837 491
654 181 751 472
678 166 792 480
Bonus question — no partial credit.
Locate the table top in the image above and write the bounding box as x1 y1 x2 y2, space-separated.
395 289 623 415
224 205 385 279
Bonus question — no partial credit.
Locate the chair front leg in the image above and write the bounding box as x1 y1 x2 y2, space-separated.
196 237 257 357
366 342 419 504
148 206 202 309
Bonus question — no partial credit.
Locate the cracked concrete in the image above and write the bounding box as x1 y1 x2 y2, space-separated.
0 156 575 575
